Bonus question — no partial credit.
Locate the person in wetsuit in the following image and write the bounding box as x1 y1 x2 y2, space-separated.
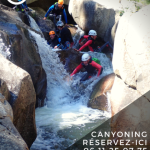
48 31 61 48
43 0 68 29
70 53 103 81
75 30 98 52
14 0 30 12
55 21 74 50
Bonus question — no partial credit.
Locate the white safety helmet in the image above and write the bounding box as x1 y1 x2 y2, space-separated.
88 30 97 36
56 21 64 26
81 53 90 61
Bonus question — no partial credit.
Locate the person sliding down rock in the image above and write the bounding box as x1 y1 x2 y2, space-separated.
55 21 74 50
43 0 68 30
48 31 61 48
70 53 103 81
74 30 100 52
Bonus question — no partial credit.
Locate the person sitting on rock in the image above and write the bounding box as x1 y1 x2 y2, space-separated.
70 53 103 81
74 30 98 52
14 0 30 12
54 21 74 50
43 0 68 29
48 31 61 48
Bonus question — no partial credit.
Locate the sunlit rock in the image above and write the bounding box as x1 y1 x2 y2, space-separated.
0 54 37 148
113 5 150 95
0 93 29 150
111 5 150 145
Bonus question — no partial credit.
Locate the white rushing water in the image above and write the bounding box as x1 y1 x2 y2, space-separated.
0 34 11 59
28 29 113 150
28 15 43 34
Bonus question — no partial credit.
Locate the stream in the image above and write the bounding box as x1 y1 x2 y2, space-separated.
28 28 113 149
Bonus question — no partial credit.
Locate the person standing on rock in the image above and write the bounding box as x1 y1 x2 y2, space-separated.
43 0 68 29
55 21 74 50
14 0 30 12
70 53 103 81
74 30 99 52
48 31 61 48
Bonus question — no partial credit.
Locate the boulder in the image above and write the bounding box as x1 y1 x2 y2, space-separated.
88 73 115 111
110 5 150 144
88 95 108 111
0 93 29 150
112 5 150 96
0 5 47 107
90 73 115 99
111 76 141 116
68 0 143 45
110 76 150 145
0 54 37 148
57 48 82 73
68 0 118 44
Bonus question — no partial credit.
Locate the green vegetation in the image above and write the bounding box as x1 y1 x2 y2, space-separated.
128 0 150 12
129 0 150 5
120 10 125 16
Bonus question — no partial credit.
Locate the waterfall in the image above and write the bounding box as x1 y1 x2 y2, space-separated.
28 28 113 150
28 15 43 34
0 34 11 59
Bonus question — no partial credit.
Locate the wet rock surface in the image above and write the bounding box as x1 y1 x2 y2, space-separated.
88 73 115 111
57 48 82 73
0 4 47 107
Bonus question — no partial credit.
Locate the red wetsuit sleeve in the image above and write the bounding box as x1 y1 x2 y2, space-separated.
88 45 94 52
90 61 102 76
79 35 89 43
70 63 83 76
79 40 93 51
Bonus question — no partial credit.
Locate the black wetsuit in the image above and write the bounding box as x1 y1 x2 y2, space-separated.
60 27 73 46
45 3 67 23
80 57 103 81
48 35 60 48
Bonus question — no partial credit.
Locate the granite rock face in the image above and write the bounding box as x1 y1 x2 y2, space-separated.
0 54 37 148
110 5 150 145
0 93 29 150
